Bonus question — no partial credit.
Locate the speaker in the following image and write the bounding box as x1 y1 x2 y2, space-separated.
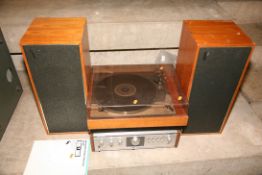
0 28 23 140
176 20 255 133
20 18 90 133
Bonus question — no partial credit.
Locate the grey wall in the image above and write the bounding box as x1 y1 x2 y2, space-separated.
0 0 261 70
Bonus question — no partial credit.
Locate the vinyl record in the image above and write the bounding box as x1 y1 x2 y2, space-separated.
94 74 157 112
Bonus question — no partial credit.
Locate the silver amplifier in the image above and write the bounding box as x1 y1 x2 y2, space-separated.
92 129 181 151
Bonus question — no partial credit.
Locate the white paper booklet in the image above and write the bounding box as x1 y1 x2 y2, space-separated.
23 139 90 175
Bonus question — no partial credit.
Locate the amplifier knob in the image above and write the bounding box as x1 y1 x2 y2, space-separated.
167 135 172 143
109 138 114 147
118 138 123 145
131 136 140 146
98 139 104 147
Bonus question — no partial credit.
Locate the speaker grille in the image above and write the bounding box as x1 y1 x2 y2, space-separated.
185 47 251 133
0 28 23 140
24 45 87 132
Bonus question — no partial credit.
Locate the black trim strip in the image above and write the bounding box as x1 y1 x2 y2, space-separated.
10 52 22 55
89 47 179 52
10 47 179 55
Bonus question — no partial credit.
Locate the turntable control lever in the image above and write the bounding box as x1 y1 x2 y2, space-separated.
157 69 164 90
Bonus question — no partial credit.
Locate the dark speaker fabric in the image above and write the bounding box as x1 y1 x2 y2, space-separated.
23 45 87 132
184 47 251 133
0 28 23 140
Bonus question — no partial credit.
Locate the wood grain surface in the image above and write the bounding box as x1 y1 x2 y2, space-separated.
176 20 255 134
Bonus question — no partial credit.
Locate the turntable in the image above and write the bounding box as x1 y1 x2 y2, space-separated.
86 54 189 151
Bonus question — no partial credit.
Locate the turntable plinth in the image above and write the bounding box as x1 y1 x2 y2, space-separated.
87 64 189 130
88 115 188 130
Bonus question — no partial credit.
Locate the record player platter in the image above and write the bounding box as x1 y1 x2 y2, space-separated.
89 64 187 119
87 64 189 130
94 74 157 112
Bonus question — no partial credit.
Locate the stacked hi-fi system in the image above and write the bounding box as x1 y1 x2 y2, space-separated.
17 18 255 151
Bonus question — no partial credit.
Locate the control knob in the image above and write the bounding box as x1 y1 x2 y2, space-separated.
98 139 104 147
109 138 114 147
131 136 140 146
167 135 172 144
118 138 123 145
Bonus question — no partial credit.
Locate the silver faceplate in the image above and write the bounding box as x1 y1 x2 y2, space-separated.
93 130 180 151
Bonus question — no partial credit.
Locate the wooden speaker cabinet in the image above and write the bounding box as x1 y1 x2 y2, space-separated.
20 18 90 133
0 28 23 140
176 20 255 133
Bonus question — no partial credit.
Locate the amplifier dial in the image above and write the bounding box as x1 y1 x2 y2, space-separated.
131 136 140 146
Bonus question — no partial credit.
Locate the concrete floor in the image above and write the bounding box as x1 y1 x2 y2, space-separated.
1 0 262 174
1 72 262 174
